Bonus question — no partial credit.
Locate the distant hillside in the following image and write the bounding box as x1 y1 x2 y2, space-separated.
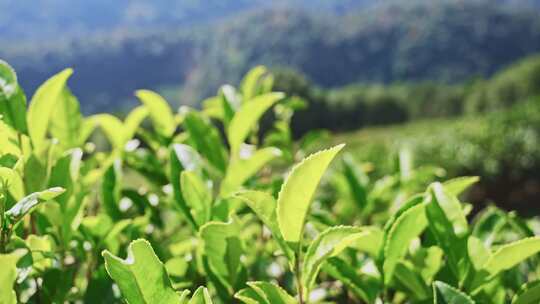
1 0 540 113
0 0 370 42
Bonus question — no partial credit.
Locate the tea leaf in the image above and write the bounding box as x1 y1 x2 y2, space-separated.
0 249 27 304
136 90 176 137
5 187 65 224
383 202 427 284
302 226 365 291
220 147 281 196
484 236 540 276
277 144 344 246
512 280 540 304
228 92 283 157
433 281 475 304
27 68 73 151
102 239 179 304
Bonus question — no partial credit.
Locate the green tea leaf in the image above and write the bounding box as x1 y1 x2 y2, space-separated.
123 105 149 142
183 110 228 174
323 257 380 304
443 176 479 197
240 281 297 304
92 106 148 151
467 236 491 270
0 167 24 201
181 171 212 226
433 281 475 304
0 60 27 134
27 68 73 151
233 190 295 264
199 221 243 286
0 249 27 304
220 147 281 196
102 161 122 220
102 239 179 304
383 202 427 284
425 186 471 283
0 59 17 97
430 182 468 236
341 154 369 211
302 226 365 291
483 236 540 276
349 226 383 258
227 92 283 157
91 114 125 150
394 261 430 300
188 287 213 304
49 87 82 149
512 280 540 304
241 66 270 101
5 187 65 224
277 144 344 245
235 287 268 304
136 90 176 137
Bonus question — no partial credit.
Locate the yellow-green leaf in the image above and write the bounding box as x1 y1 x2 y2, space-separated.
27 68 73 151
277 144 344 245
383 202 427 284
227 92 284 158
102 239 179 304
136 90 175 137
220 147 281 196
0 249 27 304
483 236 540 276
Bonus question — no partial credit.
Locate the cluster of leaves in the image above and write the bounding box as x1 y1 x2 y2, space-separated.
1 60 540 304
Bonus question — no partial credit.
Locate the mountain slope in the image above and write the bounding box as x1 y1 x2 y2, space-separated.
1 0 539 112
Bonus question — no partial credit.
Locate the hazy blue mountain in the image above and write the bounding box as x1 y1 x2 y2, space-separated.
1 0 539 113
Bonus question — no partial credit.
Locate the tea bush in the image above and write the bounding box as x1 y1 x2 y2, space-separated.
1 61 540 303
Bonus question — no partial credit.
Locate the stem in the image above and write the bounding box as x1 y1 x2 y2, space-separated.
295 256 304 304
294 241 306 304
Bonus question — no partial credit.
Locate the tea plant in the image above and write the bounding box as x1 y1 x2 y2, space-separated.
1 59 540 303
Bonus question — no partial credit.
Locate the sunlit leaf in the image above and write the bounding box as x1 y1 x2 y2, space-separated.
483 236 540 276
227 92 284 157
27 68 73 151
277 144 344 246
0 249 27 304
220 147 281 196
102 239 179 304
5 187 65 224
136 90 176 137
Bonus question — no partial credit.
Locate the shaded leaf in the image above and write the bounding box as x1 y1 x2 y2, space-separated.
433 281 475 304
512 280 540 304
199 221 243 286
383 202 427 284
302 226 365 291
181 171 212 226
